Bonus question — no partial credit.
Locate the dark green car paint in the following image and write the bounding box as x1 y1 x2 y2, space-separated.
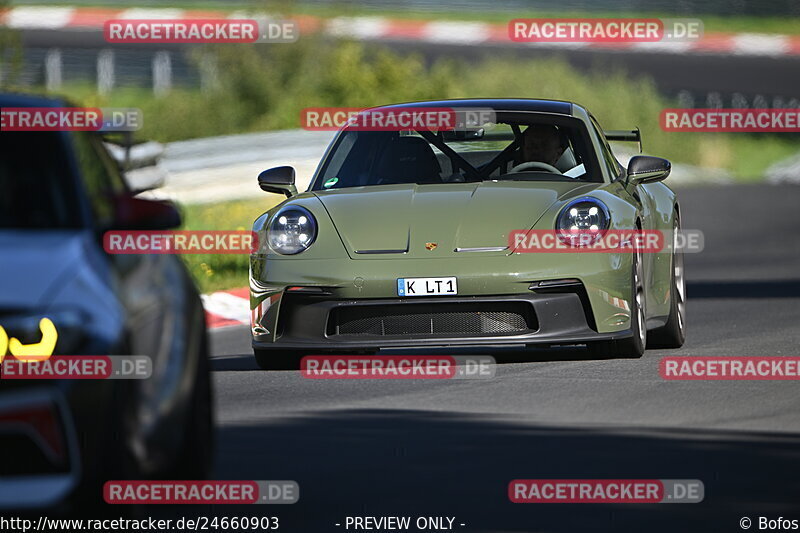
249 100 678 346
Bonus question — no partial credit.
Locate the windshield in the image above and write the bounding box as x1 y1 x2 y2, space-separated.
0 132 83 229
312 112 601 190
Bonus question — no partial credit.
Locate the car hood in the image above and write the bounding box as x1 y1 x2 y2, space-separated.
314 181 598 259
0 231 93 308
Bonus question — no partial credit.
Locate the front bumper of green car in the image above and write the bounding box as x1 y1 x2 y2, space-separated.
250 252 645 352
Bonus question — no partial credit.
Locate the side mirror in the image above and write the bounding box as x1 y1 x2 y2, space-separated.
626 156 671 185
110 194 182 230
258 166 298 198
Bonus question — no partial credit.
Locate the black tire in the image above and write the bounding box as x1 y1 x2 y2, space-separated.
165 331 214 479
648 214 686 348
589 236 646 359
70 380 140 513
254 349 305 370
70 338 141 514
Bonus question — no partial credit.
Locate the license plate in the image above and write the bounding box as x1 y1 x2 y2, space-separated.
397 277 457 297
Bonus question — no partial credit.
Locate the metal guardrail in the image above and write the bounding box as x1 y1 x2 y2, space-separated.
10 0 799 16
311 0 800 16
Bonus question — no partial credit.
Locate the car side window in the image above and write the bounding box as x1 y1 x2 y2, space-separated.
72 132 127 228
589 117 623 180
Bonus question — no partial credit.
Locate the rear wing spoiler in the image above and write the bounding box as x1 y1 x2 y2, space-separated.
604 128 642 153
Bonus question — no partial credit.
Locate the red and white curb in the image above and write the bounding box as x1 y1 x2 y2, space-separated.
202 287 250 329
204 287 637 329
2 6 799 58
205 286 637 328
598 289 631 312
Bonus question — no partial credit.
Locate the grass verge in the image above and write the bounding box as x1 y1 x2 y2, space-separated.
179 196 281 293
29 39 797 180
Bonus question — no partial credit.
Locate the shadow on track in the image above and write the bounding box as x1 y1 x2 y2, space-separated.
688 279 800 299
211 346 616 372
210 409 800 532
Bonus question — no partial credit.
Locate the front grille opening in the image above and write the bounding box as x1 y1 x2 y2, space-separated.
531 282 596 332
328 302 537 337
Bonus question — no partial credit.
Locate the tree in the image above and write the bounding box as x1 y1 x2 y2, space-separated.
0 0 23 88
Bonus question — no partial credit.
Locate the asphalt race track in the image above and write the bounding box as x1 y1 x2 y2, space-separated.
207 184 800 532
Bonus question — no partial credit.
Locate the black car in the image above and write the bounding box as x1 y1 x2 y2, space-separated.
0 93 213 512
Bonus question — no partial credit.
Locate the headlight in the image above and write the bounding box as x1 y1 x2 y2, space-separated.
556 197 610 246
267 206 317 255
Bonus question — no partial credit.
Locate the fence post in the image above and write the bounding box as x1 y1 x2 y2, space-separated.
45 48 62 91
677 90 694 109
97 49 115 95
199 54 219 93
705 92 723 109
731 93 748 108
152 51 172 97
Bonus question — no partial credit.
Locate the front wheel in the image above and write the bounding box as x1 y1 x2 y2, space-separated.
163 327 214 479
648 215 686 348
589 243 646 359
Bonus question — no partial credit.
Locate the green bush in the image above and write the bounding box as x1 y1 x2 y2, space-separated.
49 38 790 294
179 197 281 293
56 38 752 171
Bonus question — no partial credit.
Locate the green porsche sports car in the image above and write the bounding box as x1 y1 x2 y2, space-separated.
249 99 686 369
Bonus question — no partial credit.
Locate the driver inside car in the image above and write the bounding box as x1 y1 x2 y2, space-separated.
510 124 567 173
